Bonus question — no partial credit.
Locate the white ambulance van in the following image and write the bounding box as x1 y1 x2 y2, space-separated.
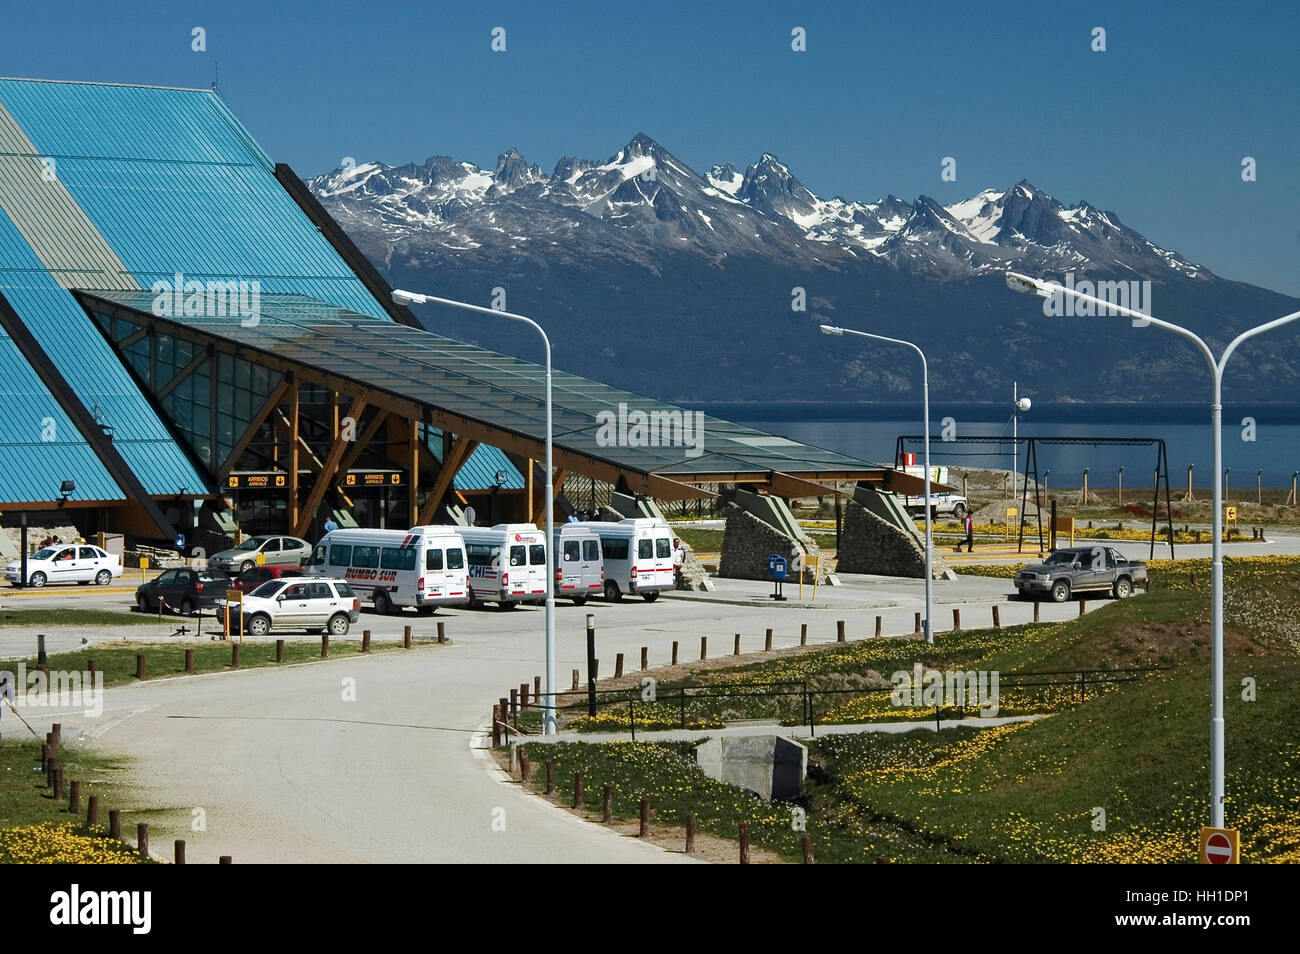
309 526 468 615
459 523 549 608
570 518 674 602
551 525 603 605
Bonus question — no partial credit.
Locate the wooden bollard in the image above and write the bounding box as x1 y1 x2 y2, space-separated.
321 634 329 657
276 638 286 662
875 616 882 638
671 640 679 665
174 839 186 865
571 669 579 690
700 636 707 660
800 623 807 646
362 630 371 653
135 653 146 680
641 646 648 671
53 767 64 799
573 770 584 809
491 706 501 747
1079 599 1086 617
545 759 555 794
639 797 650 837
801 834 814 864
686 812 697 853
993 605 1001 628
765 628 773 651
46 756 57 787
87 796 99 827
437 621 447 644
836 620 845 643
602 783 613 823
914 612 921 634
734 633 741 656
953 608 961 631
534 675 541 701
1033 601 1040 623
185 648 195 673
231 643 240 668
88 659 96 687
219 856 232 864
109 809 121 839
614 653 624 678
500 697 509 727
52 723 60 747
739 821 751 864
403 625 412 649
137 823 149 859
876 856 892 864
520 749 531 782
509 688 518 718
520 683 530 709
68 780 80 814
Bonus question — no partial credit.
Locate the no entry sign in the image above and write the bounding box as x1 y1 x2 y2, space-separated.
1199 827 1239 864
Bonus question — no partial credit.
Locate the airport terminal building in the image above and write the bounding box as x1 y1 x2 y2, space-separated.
0 78 897 553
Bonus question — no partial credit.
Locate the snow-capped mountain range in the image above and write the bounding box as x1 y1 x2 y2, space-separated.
304 134 1299 405
308 132 1206 282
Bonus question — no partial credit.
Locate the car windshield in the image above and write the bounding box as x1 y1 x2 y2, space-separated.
31 548 57 560
249 580 287 599
233 538 269 552
1043 552 1080 566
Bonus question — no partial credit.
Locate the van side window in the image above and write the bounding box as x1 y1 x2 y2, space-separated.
655 538 671 559
583 540 600 562
352 545 379 569
446 548 465 570
601 537 628 561
509 546 526 567
530 544 546 565
638 539 654 560
381 547 417 571
329 545 352 567
426 549 444 571
466 544 495 567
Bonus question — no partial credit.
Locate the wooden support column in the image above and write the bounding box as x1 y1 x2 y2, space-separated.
409 418 420 529
287 377 300 530
418 436 478 525
525 457 535 523
294 392 370 538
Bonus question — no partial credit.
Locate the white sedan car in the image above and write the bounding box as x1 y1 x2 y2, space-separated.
4 544 122 588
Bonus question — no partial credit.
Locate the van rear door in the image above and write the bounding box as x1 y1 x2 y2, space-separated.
581 536 603 594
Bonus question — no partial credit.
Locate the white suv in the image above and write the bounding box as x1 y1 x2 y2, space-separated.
225 577 359 637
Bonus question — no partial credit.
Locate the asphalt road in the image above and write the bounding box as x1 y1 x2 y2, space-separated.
5 571 1111 863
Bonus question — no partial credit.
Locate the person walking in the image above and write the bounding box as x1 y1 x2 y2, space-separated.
964 511 975 552
672 536 687 588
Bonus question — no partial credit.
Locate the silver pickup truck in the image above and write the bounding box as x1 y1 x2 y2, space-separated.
1014 546 1147 602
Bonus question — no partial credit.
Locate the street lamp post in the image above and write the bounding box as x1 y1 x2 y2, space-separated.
820 324 934 643
392 288 557 735
1007 270 1300 828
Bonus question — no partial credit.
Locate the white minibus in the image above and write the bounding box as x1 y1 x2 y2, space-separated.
310 526 468 615
568 518 674 602
458 523 548 608
552 525 603 605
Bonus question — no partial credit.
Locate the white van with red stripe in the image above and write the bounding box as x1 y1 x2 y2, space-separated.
570 518 674 602
552 525 603 605
309 526 468 615
459 524 548 608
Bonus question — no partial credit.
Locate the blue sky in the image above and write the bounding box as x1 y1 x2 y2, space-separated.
6 0 1298 294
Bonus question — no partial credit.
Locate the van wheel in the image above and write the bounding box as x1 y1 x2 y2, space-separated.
417 605 436 616
952 503 967 520
604 581 622 603
466 586 482 610
642 592 659 603
571 595 588 606
328 613 350 636
373 590 392 615
499 600 519 610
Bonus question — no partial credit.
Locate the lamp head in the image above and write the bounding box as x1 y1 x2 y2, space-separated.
391 289 426 306
819 324 844 336
1015 397 1031 412
1006 272 1053 298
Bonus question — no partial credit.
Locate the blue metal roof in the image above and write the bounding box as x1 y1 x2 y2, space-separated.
0 78 401 506
425 428 525 491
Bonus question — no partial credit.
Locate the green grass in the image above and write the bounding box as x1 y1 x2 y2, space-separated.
1 639 436 689
0 608 149 628
0 739 148 863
